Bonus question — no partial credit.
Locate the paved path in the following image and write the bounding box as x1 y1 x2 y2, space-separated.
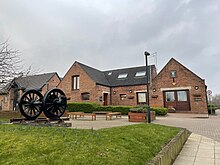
153 112 220 165
173 133 220 165
153 113 220 142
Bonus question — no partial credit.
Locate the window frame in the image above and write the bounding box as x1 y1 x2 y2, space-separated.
118 73 128 79
137 92 147 104
165 91 175 102
72 75 80 90
81 92 90 100
135 71 146 77
170 70 177 78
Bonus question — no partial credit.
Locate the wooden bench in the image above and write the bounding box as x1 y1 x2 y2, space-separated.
83 113 96 121
92 111 112 115
106 112 122 120
67 112 96 121
67 112 84 119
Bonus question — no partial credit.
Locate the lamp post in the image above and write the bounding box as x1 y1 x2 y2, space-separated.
144 51 151 123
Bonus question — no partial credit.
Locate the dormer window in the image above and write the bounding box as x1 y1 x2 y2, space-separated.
135 71 146 77
118 73 128 79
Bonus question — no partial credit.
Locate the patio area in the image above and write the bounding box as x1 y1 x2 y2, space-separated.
65 115 142 130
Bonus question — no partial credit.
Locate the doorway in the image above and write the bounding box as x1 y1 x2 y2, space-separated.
163 90 190 111
103 93 108 106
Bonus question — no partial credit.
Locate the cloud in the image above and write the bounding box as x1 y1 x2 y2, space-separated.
0 0 220 94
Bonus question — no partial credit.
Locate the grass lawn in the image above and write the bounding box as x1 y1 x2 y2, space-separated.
0 117 11 123
0 124 180 165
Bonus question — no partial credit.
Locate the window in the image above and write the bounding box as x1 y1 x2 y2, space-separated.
4 96 8 103
72 75 79 90
135 71 146 77
170 71 176 78
120 94 127 100
118 73 128 79
165 91 175 102
137 92 146 104
108 72 112 75
81 92 90 100
177 91 187 101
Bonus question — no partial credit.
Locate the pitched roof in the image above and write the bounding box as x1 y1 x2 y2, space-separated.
14 72 59 91
77 61 155 87
77 62 110 86
104 66 154 87
155 58 204 81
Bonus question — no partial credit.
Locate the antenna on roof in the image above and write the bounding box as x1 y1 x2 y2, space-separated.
148 52 157 71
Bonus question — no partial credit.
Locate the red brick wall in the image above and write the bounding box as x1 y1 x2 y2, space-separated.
41 74 61 95
150 59 208 113
111 85 146 106
58 62 110 105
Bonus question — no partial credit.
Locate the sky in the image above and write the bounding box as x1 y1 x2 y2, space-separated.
0 0 220 94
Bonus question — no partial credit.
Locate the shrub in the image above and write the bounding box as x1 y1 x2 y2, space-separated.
101 106 132 115
67 102 167 116
151 107 168 116
207 104 217 114
67 102 99 113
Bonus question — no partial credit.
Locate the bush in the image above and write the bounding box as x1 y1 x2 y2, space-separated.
129 105 168 116
67 102 99 113
97 106 132 115
67 102 167 116
207 104 217 114
150 107 168 116
67 102 132 115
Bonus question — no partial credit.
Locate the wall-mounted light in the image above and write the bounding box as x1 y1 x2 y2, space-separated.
113 91 116 94
129 90 132 93
153 88 156 92
195 86 199 90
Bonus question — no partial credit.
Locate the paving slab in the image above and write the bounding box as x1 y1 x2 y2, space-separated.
173 133 219 165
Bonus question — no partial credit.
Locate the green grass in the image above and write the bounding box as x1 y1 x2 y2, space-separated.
0 124 180 165
0 117 11 123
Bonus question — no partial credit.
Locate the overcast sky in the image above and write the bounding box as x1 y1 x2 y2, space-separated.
0 0 220 94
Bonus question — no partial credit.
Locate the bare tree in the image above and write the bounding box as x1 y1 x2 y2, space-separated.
211 94 220 107
0 41 31 88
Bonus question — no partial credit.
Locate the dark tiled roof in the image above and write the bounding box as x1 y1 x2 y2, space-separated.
104 66 154 87
14 72 58 91
77 61 155 87
77 62 110 86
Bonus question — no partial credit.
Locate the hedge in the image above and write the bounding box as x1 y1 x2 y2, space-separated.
67 102 168 116
67 102 99 113
150 107 168 116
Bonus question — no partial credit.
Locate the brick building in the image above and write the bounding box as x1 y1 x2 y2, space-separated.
0 72 60 111
58 58 208 114
58 61 157 106
150 58 208 113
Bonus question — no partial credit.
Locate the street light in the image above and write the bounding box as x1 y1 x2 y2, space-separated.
144 51 151 123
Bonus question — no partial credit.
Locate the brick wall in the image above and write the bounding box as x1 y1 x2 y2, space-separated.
111 85 146 106
41 74 61 95
58 62 110 105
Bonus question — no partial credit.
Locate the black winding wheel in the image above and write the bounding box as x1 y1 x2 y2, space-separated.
42 88 67 119
18 90 43 120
